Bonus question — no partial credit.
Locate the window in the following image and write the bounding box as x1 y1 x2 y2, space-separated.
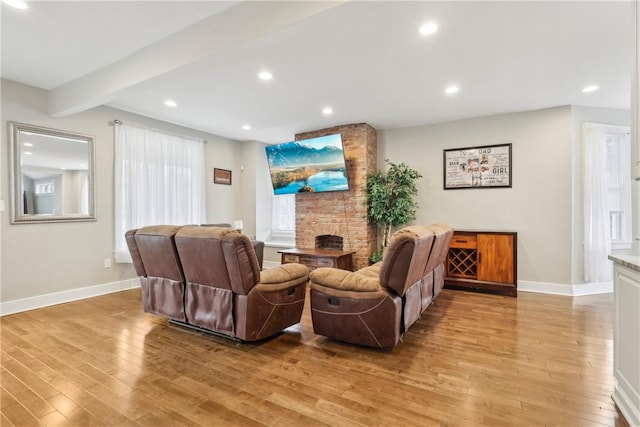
583 122 630 283
605 129 632 248
113 123 206 262
271 193 295 240
35 181 54 195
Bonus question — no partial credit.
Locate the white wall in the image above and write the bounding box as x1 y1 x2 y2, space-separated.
379 107 575 288
1 79 243 306
204 133 244 226
380 105 633 291
239 140 266 240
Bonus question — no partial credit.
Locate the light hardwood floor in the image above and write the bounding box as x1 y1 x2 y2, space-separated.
0 288 631 426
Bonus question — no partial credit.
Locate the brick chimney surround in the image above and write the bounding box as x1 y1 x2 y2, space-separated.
294 123 377 271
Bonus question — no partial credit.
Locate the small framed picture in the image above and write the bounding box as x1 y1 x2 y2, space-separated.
213 168 232 185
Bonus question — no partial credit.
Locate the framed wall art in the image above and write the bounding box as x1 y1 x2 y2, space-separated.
213 168 232 185
443 143 512 189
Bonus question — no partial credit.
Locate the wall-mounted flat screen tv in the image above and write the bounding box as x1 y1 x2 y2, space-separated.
265 133 349 195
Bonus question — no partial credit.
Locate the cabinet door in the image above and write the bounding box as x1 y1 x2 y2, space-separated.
477 234 514 284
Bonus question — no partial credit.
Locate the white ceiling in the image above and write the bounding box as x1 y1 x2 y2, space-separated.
20 132 89 179
1 1 633 144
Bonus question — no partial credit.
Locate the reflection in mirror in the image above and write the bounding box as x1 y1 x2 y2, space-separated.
9 122 96 223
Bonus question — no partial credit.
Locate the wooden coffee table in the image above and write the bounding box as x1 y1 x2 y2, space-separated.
278 248 355 272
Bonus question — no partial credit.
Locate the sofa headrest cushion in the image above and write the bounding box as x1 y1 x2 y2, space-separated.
379 225 435 296
134 225 184 282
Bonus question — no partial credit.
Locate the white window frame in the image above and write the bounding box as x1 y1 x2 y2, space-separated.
605 126 632 250
270 193 295 242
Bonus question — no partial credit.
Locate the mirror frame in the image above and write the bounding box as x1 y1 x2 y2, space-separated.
9 121 97 224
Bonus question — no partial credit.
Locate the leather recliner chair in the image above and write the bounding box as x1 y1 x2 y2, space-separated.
174 226 309 341
127 225 308 341
125 225 187 322
309 224 453 348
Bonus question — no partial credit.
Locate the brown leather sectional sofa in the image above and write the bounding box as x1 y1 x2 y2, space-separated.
126 223 452 348
126 225 309 341
309 224 453 348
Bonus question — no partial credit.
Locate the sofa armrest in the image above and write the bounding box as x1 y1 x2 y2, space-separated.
309 267 382 293
257 263 309 291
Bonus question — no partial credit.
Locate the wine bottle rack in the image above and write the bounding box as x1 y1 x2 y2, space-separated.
447 248 477 278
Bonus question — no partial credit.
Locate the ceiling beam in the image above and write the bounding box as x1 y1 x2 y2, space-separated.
48 1 346 117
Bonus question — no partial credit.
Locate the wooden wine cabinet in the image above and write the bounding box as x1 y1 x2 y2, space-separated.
445 230 517 297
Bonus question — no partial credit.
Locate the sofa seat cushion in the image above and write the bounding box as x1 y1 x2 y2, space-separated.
310 267 385 294
355 263 382 279
311 283 388 300
259 264 309 289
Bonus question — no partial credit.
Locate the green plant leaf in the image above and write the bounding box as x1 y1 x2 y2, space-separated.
365 159 422 255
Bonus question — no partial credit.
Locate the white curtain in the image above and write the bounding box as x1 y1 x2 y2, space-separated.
271 193 295 238
114 123 206 263
583 123 612 282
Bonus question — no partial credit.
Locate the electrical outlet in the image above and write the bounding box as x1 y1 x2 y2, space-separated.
104 258 112 268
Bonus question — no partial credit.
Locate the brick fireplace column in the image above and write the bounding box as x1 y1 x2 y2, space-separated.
295 123 377 270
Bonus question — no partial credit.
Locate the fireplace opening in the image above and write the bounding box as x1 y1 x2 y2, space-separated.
315 234 343 251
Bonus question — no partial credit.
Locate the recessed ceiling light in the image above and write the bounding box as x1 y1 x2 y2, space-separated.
24 151 32 155
322 107 333 115
23 142 33 147
582 85 599 93
258 71 273 81
61 167 67 170
445 85 459 95
2 0 29 10
419 22 438 36
164 99 177 107
242 124 251 130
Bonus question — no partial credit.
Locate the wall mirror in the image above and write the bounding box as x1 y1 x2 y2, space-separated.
9 122 96 223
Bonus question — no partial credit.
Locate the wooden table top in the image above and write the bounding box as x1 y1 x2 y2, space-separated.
278 247 356 257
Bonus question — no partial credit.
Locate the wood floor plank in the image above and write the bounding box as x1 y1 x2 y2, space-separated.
2 356 63 401
1 369 56 419
1 412 17 427
38 410 71 427
1 403 43 427
1 288 632 426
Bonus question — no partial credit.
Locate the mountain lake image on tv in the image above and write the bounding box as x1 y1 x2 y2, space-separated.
265 133 349 195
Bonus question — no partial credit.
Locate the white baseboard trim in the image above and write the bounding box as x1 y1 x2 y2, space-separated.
1 276 611 316
572 281 613 296
0 278 140 316
518 280 612 296
613 373 640 427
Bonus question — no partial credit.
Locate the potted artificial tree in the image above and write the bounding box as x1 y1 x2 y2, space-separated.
366 160 422 263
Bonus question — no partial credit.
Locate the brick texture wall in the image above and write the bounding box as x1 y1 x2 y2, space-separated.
295 123 377 270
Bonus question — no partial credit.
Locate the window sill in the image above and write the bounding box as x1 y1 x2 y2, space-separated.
264 241 296 249
612 241 633 251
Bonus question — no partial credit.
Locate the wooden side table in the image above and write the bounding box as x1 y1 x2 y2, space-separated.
278 248 355 272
